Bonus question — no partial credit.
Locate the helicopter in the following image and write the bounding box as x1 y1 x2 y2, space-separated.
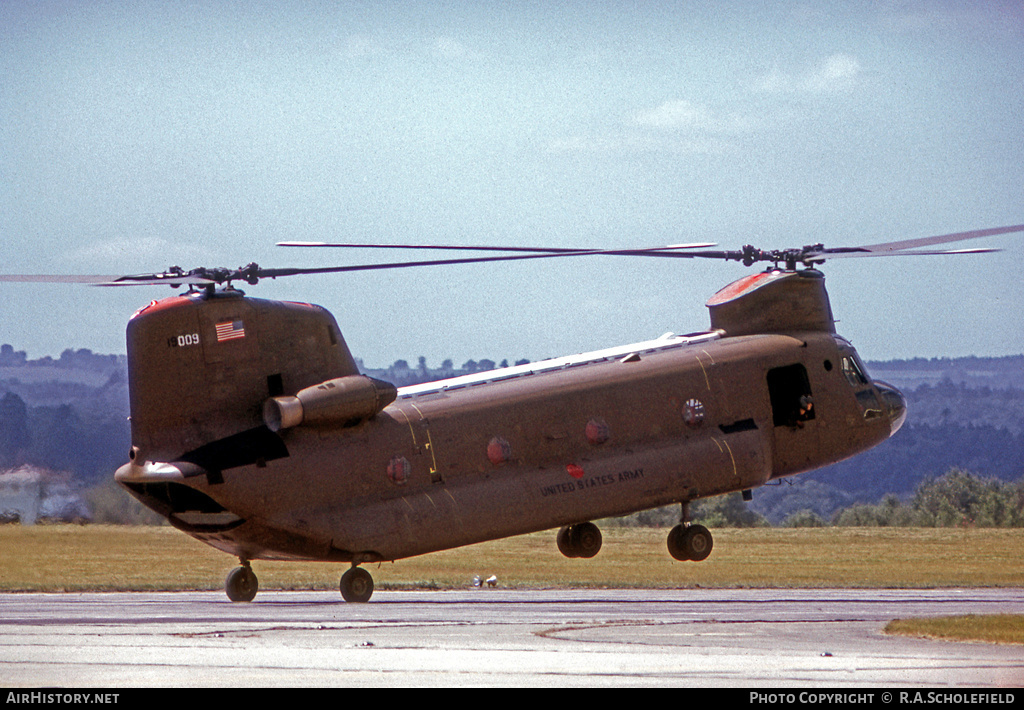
2 224 1021 602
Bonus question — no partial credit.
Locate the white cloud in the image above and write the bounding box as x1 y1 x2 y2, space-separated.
807 54 861 90
547 131 737 157
757 53 861 94
633 100 714 129
71 237 217 269
430 36 473 60
632 100 754 133
340 34 477 61
343 34 383 59
548 98 758 156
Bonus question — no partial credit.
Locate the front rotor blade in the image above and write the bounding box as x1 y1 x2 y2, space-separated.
850 224 1024 254
803 247 1002 264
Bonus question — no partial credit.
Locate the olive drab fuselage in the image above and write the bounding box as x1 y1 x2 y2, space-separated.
116 269 907 564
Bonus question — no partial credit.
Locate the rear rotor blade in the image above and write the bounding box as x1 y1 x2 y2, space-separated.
258 250 607 278
278 241 588 253
276 241 718 254
0 273 217 287
261 242 724 279
0 274 124 284
95 275 218 287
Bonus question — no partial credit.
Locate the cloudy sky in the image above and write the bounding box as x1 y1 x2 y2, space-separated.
2 1 1022 367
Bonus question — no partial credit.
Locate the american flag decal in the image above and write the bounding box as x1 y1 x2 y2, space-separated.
215 319 246 342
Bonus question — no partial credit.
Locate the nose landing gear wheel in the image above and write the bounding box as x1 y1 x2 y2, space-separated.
225 564 258 602
340 566 374 603
667 524 713 562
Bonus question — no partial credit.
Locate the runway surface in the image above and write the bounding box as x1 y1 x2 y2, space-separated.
1 588 1022 687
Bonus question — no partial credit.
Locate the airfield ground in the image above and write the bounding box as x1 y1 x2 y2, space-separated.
2 526 1022 686
1 525 1021 592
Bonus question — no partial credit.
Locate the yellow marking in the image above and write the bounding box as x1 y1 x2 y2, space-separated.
424 430 438 473
712 437 739 479
395 407 419 446
408 403 439 474
696 355 712 390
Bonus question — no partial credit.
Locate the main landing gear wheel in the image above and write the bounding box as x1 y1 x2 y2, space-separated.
225 563 258 602
340 566 374 603
556 522 603 559
667 524 713 562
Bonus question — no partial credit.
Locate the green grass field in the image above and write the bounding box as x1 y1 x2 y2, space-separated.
884 615 1024 645
1 524 1021 592
4 525 1021 644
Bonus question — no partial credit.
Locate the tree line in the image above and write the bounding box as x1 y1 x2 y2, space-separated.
606 469 1024 529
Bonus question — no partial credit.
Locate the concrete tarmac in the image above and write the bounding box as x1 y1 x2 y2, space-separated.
1 588 1022 687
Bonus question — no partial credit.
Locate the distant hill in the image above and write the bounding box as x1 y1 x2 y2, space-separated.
752 356 1024 523
866 355 1024 392
0 345 128 410
0 346 130 486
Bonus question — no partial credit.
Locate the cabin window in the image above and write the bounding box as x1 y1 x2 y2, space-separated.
767 363 815 427
682 399 705 428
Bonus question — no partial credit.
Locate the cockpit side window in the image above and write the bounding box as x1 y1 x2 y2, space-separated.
841 355 869 387
835 346 882 419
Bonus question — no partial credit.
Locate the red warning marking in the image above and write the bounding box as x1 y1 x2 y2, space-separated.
487 437 512 465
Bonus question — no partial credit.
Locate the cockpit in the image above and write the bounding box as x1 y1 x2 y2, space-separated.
834 337 907 436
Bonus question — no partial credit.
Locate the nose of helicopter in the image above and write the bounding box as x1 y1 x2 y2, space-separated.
874 381 907 436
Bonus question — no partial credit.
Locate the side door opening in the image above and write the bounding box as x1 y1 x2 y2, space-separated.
767 363 815 428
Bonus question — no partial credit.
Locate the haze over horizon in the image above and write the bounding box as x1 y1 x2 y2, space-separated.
2 2 1022 365
2 337 1024 373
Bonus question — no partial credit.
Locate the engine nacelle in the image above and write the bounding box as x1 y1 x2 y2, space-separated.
263 375 397 431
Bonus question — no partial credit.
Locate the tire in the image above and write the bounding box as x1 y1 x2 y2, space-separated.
556 526 578 558
571 522 602 559
340 566 374 603
225 566 258 602
684 524 713 562
666 524 689 561
666 524 713 562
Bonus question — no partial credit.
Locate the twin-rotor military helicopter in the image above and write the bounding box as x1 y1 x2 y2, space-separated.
3 224 1021 602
